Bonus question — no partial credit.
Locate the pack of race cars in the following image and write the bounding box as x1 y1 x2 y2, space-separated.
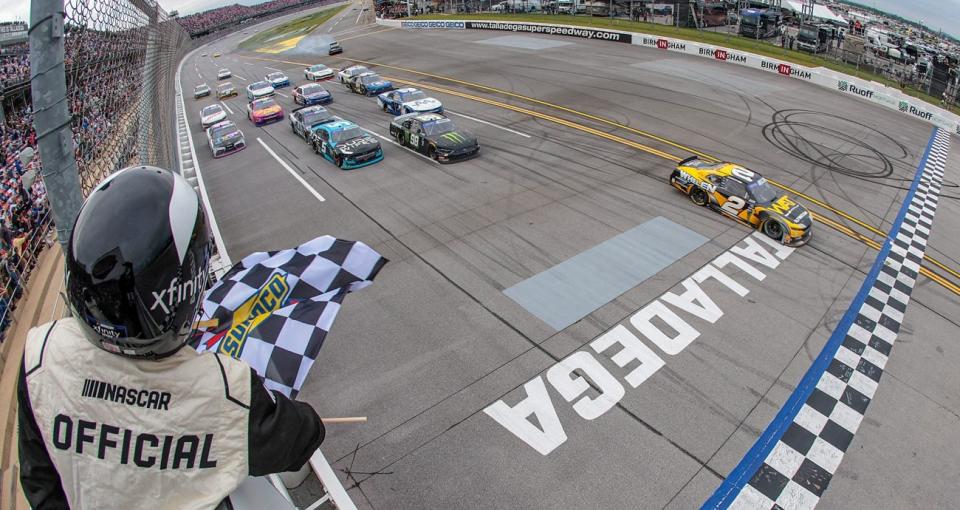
194 61 809 245
195 63 480 169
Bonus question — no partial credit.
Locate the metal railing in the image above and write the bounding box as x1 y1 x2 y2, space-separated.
0 211 54 344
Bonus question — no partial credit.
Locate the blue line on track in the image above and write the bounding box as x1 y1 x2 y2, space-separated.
702 126 940 509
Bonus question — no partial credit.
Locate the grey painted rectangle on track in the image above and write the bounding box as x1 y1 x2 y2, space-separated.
503 216 708 330
475 35 572 50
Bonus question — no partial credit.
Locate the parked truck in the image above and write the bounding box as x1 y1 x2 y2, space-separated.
557 0 585 14
796 23 830 53
738 8 781 39
492 0 541 12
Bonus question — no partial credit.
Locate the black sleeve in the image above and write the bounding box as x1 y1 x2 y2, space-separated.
17 361 69 509
247 368 325 476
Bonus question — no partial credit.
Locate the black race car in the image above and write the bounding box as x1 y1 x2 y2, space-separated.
289 105 340 142
388 113 479 163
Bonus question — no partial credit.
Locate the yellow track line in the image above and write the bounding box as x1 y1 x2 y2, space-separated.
814 213 960 294
393 79 682 161
321 56 959 278
246 54 960 295
782 182 960 282
333 56 721 162
338 58 960 285
247 56 680 161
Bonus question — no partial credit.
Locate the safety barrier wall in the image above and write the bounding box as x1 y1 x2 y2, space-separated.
379 18 960 136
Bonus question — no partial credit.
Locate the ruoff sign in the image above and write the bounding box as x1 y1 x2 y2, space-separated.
838 80 874 99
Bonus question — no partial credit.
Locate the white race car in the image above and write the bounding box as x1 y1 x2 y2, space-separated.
337 65 369 84
206 120 246 158
217 68 231 80
200 104 227 128
377 87 443 115
304 63 334 81
246 80 275 101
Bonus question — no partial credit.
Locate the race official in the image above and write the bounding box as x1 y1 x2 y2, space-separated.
18 166 325 509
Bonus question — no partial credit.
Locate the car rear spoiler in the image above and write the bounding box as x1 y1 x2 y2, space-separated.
678 156 700 166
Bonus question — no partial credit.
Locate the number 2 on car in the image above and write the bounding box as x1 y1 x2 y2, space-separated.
721 196 746 216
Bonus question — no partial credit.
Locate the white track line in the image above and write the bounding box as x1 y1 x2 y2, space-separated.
234 74 248 81
355 7 363 24
360 127 439 165
265 66 281 71
446 110 531 138
276 91 289 98
258 138 326 202
220 101 234 115
176 47 231 265
329 24 379 38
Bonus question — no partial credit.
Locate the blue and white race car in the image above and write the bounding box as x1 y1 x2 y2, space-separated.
377 87 443 115
292 83 332 106
346 72 392 96
265 71 290 88
310 120 383 169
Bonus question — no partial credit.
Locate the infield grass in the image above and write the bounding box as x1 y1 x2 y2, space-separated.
239 5 349 50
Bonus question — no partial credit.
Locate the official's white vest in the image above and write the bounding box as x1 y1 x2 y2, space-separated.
23 318 251 510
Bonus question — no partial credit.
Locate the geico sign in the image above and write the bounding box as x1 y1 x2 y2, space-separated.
484 232 795 455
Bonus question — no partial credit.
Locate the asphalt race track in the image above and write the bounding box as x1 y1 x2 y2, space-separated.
181 6 960 508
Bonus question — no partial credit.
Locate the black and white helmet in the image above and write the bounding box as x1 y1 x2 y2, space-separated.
65 166 211 359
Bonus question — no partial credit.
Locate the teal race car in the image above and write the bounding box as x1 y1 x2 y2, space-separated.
310 120 383 169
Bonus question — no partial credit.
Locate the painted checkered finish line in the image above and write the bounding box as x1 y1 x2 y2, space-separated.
704 128 951 510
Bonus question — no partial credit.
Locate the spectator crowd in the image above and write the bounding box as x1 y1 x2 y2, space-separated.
1 43 29 90
0 106 50 339
0 0 337 339
177 0 324 35
0 33 144 340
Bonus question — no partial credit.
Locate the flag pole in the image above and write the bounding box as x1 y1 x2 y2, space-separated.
321 416 368 424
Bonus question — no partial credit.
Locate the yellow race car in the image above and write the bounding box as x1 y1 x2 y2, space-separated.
670 157 812 246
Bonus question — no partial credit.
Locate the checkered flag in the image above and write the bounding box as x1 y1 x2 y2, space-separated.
191 236 387 398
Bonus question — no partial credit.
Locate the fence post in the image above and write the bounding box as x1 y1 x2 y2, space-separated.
139 17 159 164
30 0 84 250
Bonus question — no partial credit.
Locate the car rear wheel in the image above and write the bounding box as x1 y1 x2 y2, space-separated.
762 219 785 242
395 130 405 145
689 188 708 206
